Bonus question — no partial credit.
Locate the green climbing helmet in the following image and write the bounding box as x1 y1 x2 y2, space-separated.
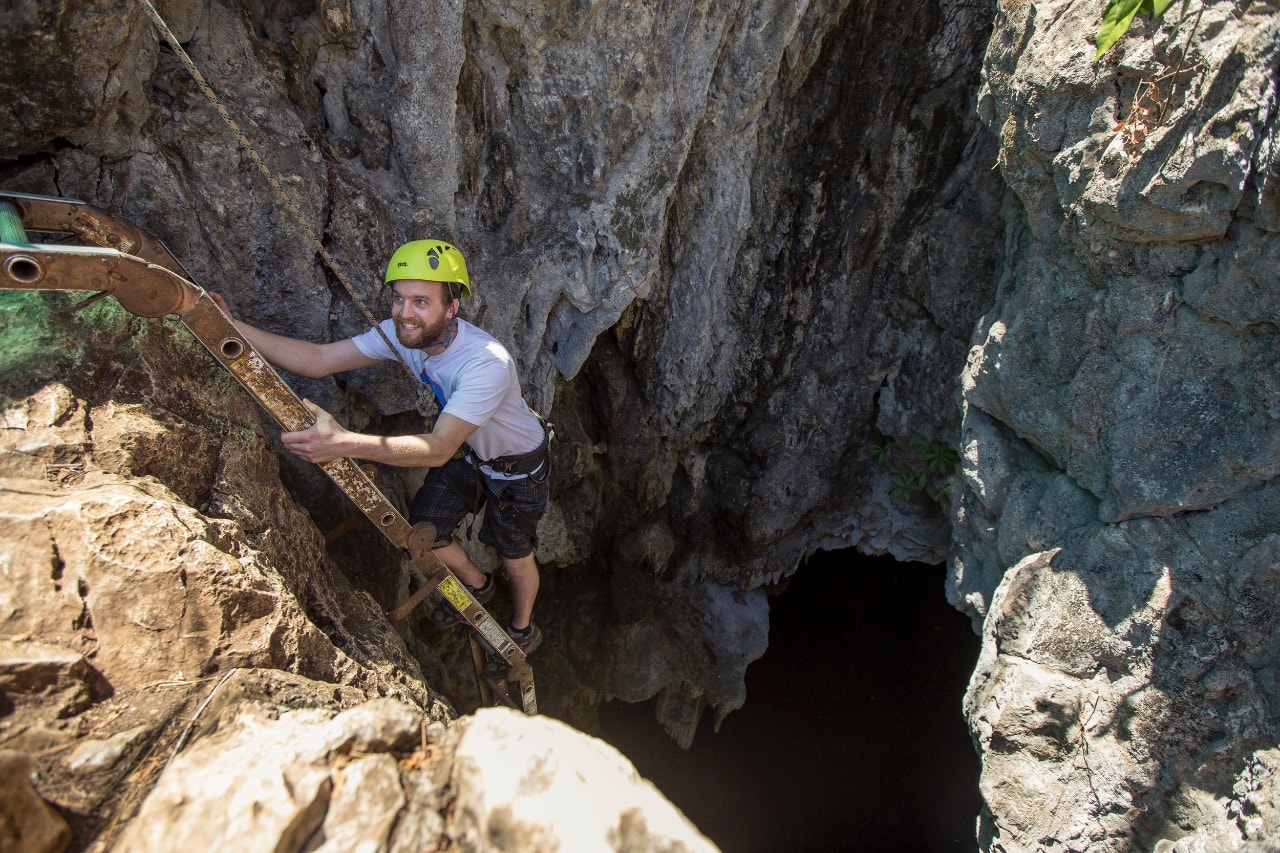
384 239 471 297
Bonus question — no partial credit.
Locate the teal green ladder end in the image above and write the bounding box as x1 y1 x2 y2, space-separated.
0 201 32 247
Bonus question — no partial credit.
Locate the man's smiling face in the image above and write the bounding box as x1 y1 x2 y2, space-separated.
390 279 456 349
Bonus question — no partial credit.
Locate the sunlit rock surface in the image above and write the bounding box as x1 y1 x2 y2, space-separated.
112 679 713 852
0 299 708 850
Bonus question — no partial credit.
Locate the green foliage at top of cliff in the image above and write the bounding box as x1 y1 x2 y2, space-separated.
0 291 138 381
0 290 263 452
0 291 232 392
1095 0 1178 60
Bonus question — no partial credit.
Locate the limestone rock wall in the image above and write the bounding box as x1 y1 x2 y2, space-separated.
957 0 1280 847
2 0 1002 841
7 0 1280 848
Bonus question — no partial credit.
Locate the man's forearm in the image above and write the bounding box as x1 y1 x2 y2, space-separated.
330 431 458 469
281 403 474 467
232 320 333 379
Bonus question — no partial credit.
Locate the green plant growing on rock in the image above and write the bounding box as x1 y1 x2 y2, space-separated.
1095 0 1208 153
1095 0 1178 61
869 437 959 504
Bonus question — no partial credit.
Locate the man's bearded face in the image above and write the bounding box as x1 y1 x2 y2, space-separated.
390 280 455 349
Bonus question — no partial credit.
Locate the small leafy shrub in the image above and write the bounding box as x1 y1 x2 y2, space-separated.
869 437 959 504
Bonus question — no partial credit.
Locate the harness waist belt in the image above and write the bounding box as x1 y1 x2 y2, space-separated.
471 416 553 477
475 436 548 477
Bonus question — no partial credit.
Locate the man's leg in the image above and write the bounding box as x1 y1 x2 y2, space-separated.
477 470 547 642
409 460 492 598
502 552 540 631
431 539 488 590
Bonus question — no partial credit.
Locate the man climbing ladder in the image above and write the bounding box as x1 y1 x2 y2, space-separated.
216 240 550 666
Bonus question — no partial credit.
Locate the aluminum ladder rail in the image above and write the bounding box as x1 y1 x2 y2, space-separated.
0 190 536 714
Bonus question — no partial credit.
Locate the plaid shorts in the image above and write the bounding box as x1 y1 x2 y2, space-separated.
408 455 549 560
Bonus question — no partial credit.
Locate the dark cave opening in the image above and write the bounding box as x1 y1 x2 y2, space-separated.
599 551 983 852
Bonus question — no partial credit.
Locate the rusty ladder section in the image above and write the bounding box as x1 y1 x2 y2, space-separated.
0 190 535 714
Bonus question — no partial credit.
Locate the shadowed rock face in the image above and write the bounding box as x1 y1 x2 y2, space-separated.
4 0 1280 849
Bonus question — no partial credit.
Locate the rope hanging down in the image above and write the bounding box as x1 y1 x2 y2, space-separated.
134 0 435 417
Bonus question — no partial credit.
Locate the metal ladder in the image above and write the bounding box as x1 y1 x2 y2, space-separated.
0 190 536 714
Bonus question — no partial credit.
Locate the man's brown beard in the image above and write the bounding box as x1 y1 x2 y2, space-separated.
396 314 449 349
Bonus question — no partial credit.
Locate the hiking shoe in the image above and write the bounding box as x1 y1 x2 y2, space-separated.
508 621 542 656
483 621 542 677
429 574 495 628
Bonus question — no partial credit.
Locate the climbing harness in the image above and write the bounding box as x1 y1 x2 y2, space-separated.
0 190 537 714
470 416 553 484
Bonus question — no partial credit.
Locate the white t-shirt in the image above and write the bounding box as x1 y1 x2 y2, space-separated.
351 319 544 472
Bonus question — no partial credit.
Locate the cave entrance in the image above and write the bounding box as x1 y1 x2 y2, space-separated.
599 551 982 852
